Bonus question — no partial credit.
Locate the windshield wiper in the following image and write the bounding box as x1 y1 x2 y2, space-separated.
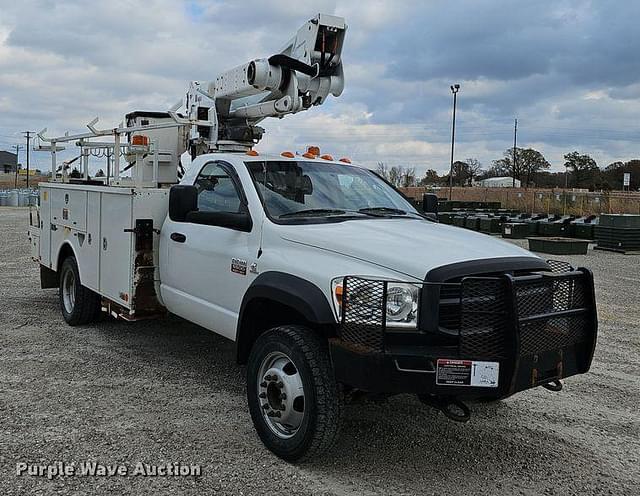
358 207 408 216
279 208 347 218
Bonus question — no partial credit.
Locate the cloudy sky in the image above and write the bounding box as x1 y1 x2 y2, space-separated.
1 0 639 176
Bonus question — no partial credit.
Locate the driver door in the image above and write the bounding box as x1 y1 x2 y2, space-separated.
161 161 259 340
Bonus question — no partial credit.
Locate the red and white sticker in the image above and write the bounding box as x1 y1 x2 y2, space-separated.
436 359 499 388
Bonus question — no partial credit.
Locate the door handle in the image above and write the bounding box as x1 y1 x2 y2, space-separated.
170 232 186 243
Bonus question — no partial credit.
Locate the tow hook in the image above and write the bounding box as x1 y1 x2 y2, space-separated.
542 379 563 392
418 395 471 423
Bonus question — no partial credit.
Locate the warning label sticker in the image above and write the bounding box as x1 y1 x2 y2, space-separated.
436 359 499 388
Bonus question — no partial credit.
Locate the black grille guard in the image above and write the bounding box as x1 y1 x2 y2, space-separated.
337 263 598 396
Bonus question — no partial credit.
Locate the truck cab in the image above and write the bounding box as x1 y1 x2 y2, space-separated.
157 151 597 460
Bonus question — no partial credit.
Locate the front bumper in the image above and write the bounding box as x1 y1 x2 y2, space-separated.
330 264 597 399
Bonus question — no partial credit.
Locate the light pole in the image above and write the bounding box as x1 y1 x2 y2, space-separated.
563 164 569 215
448 84 460 200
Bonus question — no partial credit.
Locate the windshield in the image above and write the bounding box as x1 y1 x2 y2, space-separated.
246 160 421 221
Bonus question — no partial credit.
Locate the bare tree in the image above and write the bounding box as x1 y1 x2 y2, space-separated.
388 166 403 187
465 157 483 185
400 167 416 187
376 162 389 180
491 147 549 186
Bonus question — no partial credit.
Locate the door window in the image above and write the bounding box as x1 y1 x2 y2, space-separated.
195 163 242 213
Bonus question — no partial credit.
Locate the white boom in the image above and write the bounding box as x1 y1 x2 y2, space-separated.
181 13 346 154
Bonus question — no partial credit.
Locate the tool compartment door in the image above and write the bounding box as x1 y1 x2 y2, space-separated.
50 188 87 231
99 193 133 308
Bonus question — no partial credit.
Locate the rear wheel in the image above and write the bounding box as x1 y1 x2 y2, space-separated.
59 256 101 326
247 325 343 462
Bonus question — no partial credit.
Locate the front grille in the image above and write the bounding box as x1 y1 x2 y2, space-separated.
459 278 508 358
438 284 462 331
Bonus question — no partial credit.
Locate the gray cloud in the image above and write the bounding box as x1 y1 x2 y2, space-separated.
0 0 639 176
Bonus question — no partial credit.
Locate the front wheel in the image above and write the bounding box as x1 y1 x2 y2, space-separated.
247 325 343 462
59 256 101 326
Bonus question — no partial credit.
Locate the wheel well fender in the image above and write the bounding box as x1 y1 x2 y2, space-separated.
235 272 337 364
54 242 78 280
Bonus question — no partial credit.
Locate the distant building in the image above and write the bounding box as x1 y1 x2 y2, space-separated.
0 150 18 174
477 176 521 188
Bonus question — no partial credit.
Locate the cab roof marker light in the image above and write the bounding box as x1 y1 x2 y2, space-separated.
320 154 334 161
302 152 316 159
307 146 320 156
281 151 295 158
246 149 259 156
339 157 351 164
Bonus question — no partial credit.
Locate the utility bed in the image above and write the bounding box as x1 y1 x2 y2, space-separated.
29 183 169 319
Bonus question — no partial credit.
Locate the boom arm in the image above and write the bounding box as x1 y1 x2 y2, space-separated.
183 13 346 155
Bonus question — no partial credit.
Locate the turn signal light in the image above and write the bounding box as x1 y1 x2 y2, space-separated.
339 157 351 164
246 150 259 156
281 151 295 158
334 284 343 302
320 154 334 161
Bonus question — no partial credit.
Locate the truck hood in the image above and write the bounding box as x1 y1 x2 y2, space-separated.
278 218 540 280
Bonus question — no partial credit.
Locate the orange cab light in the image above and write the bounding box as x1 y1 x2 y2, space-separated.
131 135 149 146
339 157 352 164
320 154 334 161
281 151 295 158
246 149 259 156
302 152 316 159
307 145 320 156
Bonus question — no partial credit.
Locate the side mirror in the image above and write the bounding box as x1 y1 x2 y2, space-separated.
169 185 198 222
185 210 252 232
422 193 438 214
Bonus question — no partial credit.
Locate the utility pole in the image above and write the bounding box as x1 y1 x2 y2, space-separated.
12 144 21 188
512 118 517 187
448 84 460 200
23 131 34 188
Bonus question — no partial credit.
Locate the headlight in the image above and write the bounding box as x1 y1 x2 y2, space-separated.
385 283 419 327
332 278 419 329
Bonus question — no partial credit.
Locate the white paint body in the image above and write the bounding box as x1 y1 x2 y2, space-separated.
32 152 538 339
160 153 537 339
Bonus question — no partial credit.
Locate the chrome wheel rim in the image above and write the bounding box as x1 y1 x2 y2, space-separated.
62 267 76 314
257 351 305 439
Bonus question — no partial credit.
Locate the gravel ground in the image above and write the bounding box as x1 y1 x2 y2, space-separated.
1 206 639 495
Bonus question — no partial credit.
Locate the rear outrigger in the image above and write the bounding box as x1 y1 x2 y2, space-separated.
27 13 597 461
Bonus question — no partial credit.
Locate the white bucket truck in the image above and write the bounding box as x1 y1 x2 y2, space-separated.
27 14 597 461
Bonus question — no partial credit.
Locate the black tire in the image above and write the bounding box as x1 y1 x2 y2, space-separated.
247 325 343 462
59 256 101 326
